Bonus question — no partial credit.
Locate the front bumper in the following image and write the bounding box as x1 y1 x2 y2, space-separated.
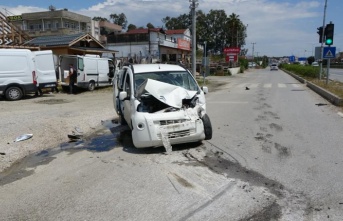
131 110 205 148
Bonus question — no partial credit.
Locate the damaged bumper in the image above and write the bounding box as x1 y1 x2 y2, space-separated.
131 110 205 148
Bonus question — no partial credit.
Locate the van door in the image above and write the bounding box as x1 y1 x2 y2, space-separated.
33 50 56 89
97 59 109 86
122 70 133 127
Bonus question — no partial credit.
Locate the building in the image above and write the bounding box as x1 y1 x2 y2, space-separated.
8 7 122 42
10 7 92 38
106 28 191 64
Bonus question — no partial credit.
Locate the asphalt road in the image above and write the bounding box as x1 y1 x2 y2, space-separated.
328 68 343 82
1 69 343 220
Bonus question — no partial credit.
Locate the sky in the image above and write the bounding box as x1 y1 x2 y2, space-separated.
1 0 342 57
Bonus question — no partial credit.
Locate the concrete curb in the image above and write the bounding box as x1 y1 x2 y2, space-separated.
282 69 343 106
306 82 343 106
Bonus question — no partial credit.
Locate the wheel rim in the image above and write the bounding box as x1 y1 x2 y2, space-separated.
9 88 20 99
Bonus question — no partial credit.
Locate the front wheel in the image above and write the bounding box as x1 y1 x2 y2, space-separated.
5 86 23 101
201 114 212 140
88 81 95 91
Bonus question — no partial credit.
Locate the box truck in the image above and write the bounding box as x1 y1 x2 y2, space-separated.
58 54 115 91
0 49 56 101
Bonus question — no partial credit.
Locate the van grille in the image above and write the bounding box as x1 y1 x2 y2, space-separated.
160 119 186 125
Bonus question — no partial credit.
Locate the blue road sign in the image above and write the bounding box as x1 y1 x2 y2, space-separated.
323 47 336 59
289 56 295 62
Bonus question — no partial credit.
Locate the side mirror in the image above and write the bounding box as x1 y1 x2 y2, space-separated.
202 86 209 94
119 91 128 101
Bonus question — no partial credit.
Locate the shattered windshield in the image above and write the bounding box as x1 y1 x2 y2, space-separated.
134 71 199 92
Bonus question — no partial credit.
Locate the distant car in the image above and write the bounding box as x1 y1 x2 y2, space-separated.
270 64 278 71
311 62 319 67
113 63 212 149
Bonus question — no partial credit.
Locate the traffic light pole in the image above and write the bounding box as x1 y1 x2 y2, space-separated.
319 0 328 80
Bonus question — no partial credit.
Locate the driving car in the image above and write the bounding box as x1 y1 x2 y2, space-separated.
270 63 278 71
113 63 212 150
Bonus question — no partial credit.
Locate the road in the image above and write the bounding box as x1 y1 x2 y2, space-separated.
1 69 343 220
329 68 343 82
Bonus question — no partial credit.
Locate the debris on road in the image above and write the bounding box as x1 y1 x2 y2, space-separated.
15 134 33 142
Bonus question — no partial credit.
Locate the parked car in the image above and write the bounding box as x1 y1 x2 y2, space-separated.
113 63 212 150
270 64 278 71
311 62 319 67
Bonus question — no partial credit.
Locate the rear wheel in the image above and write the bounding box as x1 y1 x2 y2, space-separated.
88 81 95 91
201 114 212 140
5 86 23 101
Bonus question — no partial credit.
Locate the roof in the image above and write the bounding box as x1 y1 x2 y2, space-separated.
126 28 165 34
24 33 85 46
165 29 187 35
131 64 186 74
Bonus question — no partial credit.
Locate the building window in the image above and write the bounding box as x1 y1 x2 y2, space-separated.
71 22 75 29
64 21 69 28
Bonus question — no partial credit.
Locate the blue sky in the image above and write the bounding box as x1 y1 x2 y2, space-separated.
1 0 342 57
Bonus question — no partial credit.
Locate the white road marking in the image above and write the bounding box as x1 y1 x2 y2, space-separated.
264 84 272 88
278 83 287 88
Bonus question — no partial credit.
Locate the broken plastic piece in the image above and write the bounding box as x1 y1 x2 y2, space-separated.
15 134 33 142
160 126 172 153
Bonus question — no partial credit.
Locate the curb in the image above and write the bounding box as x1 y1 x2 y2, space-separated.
282 69 343 106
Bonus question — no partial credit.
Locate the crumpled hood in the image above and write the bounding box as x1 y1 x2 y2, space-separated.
135 79 198 108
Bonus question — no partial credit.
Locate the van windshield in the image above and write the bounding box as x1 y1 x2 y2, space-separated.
134 71 199 92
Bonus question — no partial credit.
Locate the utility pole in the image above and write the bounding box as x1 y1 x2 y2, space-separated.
251 42 256 62
189 0 198 77
319 0 328 80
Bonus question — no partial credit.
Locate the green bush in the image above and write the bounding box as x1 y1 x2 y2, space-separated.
280 64 319 78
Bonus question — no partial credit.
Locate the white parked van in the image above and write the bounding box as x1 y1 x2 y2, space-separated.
0 49 57 101
33 50 57 90
58 54 115 91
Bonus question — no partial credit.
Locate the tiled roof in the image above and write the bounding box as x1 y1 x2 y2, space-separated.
165 29 187 35
24 33 85 46
126 28 164 34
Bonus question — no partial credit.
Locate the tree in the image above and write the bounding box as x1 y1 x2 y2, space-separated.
92 17 108 21
162 10 247 53
161 14 191 30
127 24 137 31
110 13 128 29
226 13 246 48
146 23 155 29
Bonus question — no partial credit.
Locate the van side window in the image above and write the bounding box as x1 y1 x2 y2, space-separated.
78 57 84 71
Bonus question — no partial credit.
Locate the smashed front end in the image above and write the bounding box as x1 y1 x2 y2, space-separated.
131 79 207 149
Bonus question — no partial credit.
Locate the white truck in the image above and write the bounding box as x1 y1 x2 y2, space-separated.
58 54 115 91
0 49 56 101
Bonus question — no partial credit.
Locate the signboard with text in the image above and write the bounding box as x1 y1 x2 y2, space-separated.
224 47 240 62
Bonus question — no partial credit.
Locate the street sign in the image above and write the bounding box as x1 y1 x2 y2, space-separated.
289 56 295 62
223 47 240 53
323 47 336 59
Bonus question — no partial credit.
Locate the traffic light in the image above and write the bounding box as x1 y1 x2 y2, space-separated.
317 26 324 43
325 23 334 45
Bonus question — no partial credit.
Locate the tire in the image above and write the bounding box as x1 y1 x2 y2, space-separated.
118 112 127 126
201 114 212 140
5 86 23 101
88 81 95 91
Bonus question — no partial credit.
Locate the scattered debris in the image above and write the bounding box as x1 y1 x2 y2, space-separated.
68 126 84 142
0 152 5 155
245 87 250 90
315 103 327 106
15 134 33 142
